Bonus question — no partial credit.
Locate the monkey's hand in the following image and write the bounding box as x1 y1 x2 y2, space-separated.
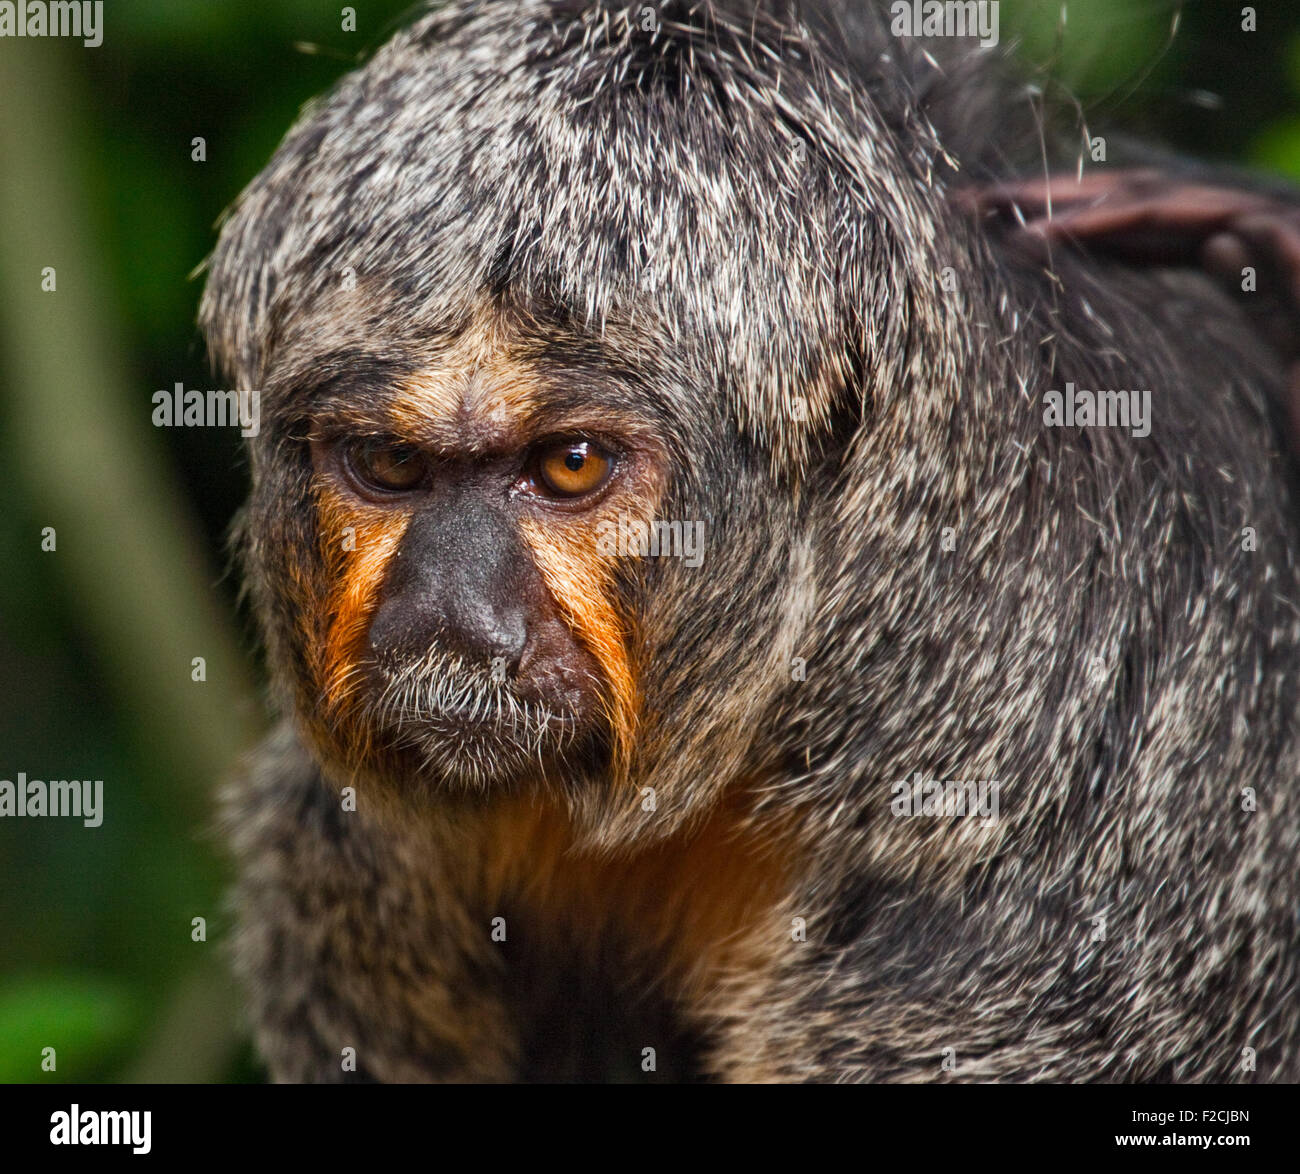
960 169 1300 453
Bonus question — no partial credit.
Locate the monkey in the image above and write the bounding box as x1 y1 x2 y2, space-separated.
200 0 1300 1082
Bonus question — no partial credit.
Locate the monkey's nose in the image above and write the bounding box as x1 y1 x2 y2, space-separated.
440 599 528 674
365 494 537 677
368 573 530 673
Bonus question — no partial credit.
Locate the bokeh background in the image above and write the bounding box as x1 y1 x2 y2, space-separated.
0 0 1298 1083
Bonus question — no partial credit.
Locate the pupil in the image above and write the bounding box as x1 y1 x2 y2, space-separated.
564 450 585 472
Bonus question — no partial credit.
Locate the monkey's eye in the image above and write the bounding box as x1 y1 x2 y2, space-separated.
344 439 428 495
531 440 614 500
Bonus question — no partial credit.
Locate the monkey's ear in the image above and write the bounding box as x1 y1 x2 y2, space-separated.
959 168 1300 454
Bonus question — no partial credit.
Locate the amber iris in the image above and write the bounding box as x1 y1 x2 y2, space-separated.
535 440 612 499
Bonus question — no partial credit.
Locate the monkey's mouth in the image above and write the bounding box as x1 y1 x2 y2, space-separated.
407 694 579 740
360 652 589 781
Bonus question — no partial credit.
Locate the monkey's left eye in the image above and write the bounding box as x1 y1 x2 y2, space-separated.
344 439 428 495
530 440 614 500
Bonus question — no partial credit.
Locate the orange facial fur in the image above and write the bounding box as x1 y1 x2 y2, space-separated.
312 482 411 739
519 515 639 779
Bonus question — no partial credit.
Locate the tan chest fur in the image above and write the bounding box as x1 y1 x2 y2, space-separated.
472 790 802 1008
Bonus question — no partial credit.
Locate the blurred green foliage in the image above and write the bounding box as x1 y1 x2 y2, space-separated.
0 0 1297 1083
0 975 138 1083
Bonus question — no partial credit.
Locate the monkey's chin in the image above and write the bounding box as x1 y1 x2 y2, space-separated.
383 710 593 791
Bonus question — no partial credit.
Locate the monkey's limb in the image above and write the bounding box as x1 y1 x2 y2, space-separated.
959 170 1300 453
223 723 517 1082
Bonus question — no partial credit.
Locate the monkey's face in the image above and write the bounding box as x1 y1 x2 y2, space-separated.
274 314 668 791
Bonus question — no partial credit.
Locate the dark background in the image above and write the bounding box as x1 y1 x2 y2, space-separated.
0 0 1297 1083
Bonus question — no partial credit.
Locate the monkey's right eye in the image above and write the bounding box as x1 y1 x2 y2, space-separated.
343 439 429 496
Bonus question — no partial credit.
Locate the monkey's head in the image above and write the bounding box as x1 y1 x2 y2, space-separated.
201 1 965 840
